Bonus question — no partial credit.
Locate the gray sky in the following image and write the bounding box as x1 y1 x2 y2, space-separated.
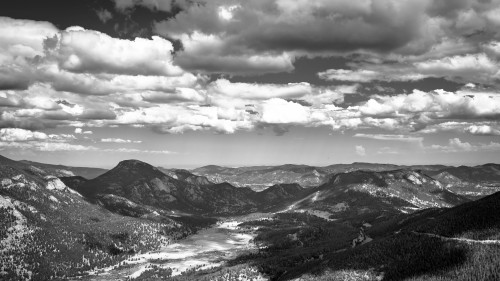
1 0 500 168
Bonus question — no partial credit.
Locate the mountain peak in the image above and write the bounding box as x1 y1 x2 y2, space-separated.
117 159 151 166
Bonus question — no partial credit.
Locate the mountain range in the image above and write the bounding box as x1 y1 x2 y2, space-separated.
2 154 500 280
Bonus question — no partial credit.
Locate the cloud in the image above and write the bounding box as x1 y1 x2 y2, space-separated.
0 128 50 142
355 145 366 156
465 125 500 135
414 53 499 84
101 138 142 143
260 98 309 124
96 9 113 23
46 27 183 76
152 0 500 79
429 138 500 152
0 127 89 152
112 0 191 13
0 17 58 90
103 147 174 154
353 133 424 146
1 14 500 141
358 89 500 120
318 52 500 85
168 32 295 75
318 68 426 83
0 141 95 152
74 128 93 134
155 0 428 55
0 128 74 142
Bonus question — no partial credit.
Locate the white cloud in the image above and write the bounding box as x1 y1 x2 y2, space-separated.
101 138 142 143
103 148 175 154
354 133 424 144
415 53 499 84
48 27 183 76
465 125 500 135
260 98 309 124
358 89 500 119
319 52 500 85
318 69 425 83
0 128 49 142
355 145 366 156
0 17 58 58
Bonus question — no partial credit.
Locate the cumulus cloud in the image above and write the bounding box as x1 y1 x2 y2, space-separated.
155 0 427 55
152 0 500 78
168 32 295 75
0 128 74 142
0 127 90 152
355 145 366 156
208 79 345 106
319 52 500 85
465 125 500 135
1 9 500 146
260 98 309 124
45 27 183 76
358 89 500 120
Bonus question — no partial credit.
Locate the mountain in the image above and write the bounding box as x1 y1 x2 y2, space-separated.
73 160 319 216
424 163 500 199
192 164 329 191
277 191 500 281
157 168 213 186
398 190 500 240
4 155 500 280
18 160 107 179
192 163 454 191
228 190 500 281
281 169 473 225
75 160 261 215
0 155 184 280
431 163 500 182
76 160 498 221
260 183 306 202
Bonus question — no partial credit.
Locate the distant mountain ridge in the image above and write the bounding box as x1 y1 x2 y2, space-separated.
73 159 313 216
69 159 500 221
191 162 500 192
19 160 107 179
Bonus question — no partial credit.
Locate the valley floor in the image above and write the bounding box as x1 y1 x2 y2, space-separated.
77 214 267 280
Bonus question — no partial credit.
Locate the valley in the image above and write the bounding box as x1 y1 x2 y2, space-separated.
78 217 264 280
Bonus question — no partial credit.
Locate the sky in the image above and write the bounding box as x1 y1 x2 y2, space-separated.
1 0 500 168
